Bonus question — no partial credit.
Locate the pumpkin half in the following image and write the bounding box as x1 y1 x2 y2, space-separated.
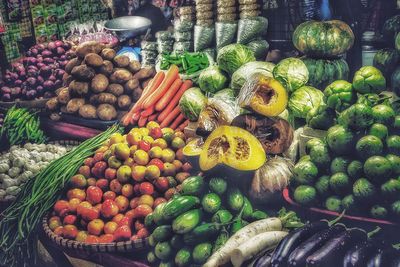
199 126 266 172
239 76 288 117
182 138 204 170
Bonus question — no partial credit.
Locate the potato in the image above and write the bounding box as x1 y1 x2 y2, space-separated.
113 55 130 68
66 98 85 113
50 113 61 121
133 67 155 80
63 73 74 87
65 58 82 74
79 104 97 119
46 97 59 111
128 60 142 73
91 74 109 93
99 60 114 76
89 93 117 105
69 80 89 95
84 53 104 67
132 86 143 102
101 48 116 61
97 104 117 121
107 83 124 96
76 41 103 58
57 87 70 104
141 78 152 89
71 64 95 81
124 79 139 93
110 69 132 84
118 95 132 110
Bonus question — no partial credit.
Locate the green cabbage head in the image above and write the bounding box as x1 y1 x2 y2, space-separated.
352 66 386 94
198 65 228 94
217 44 256 75
288 85 325 118
273 57 309 92
179 87 207 121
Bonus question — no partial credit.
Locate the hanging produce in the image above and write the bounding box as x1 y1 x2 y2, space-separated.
272 57 309 92
292 20 354 58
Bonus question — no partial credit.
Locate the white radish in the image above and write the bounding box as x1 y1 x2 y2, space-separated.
203 217 283 267
231 231 288 267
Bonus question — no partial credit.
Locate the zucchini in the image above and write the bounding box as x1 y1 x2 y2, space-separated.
172 209 202 234
175 247 192 267
183 223 221 245
181 176 205 196
227 187 244 212
152 225 173 242
162 196 200 221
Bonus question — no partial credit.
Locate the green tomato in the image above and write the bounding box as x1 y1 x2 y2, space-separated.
352 66 386 94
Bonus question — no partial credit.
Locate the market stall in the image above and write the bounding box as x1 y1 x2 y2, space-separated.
0 1 400 267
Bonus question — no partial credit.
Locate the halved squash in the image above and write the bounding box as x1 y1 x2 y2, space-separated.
199 126 266 173
182 137 204 170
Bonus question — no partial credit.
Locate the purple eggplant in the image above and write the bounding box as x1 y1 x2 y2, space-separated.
343 239 384 267
288 224 346 267
306 229 367 267
254 251 273 267
367 248 397 267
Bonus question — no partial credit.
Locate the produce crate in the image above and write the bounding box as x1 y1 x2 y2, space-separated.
298 126 327 157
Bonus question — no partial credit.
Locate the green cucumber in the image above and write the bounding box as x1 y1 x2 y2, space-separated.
170 234 184 249
201 193 222 214
172 209 202 234
208 177 228 195
227 187 244 212
193 243 213 264
175 247 192 267
155 241 173 261
242 197 253 220
181 176 205 196
162 196 200 221
152 225 173 242
183 223 221 245
153 202 167 225
144 213 156 229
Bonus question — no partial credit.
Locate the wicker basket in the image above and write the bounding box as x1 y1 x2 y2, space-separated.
0 98 49 109
43 216 149 253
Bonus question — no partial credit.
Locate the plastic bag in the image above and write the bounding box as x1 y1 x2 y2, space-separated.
141 50 158 59
141 41 158 51
194 25 215 52
246 39 269 60
173 41 193 52
240 10 261 19
174 20 194 32
215 21 238 50
237 73 269 109
217 13 237 22
196 94 241 136
196 3 213 12
237 17 268 44
201 48 216 59
196 19 214 26
155 31 173 41
174 31 193 42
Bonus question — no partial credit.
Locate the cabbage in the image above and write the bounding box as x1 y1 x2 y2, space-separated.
179 87 207 121
198 65 228 94
217 44 256 75
273 57 309 92
288 86 325 119
214 88 235 99
230 61 275 94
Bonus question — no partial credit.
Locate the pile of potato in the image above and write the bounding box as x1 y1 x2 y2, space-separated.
46 41 156 121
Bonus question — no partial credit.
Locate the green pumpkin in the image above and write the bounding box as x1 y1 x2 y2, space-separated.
302 57 349 90
293 20 355 57
383 15 400 42
373 48 400 80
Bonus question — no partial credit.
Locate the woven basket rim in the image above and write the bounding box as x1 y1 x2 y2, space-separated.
42 214 149 252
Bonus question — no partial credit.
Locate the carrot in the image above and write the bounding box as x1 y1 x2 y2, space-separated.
155 78 183 111
141 106 154 117
178 119 189 131
148 113 158 122
142 65 179 109
170 113 185 130
138 116 148 127
157 80 192 122
159 106 181 128
122 71 165 126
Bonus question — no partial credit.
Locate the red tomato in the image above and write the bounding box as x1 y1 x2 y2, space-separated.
139 182 154 195
148 158 164 171
138 141 151 152
154 177 169 192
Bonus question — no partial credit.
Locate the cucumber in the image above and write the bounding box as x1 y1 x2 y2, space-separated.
159 261 174 267
147 251 158 264
172 209 202 234
152 225 173 242
193 242 213 264
209 177 228 195
211 209 233 224
183 223 221 245
162 196 200 221
201 193 222 214
213 228 229 253
175 247 192 267
144 213 156 229
181 176 204 196
227 187 244 212
155 241 173 261
153 202 167 225
168 235 183 250
242 196 254 220
148 235 156 247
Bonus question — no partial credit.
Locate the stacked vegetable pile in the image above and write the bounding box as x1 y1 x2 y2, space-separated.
46 41 155 121
291 20 354 90
0 40 72 102
173 12 194 54
376 14 400 94
291 66 400 220
48 122 192 243
0 106 46 145
0 142 75 201
193 3 215 55
145 174 301 267
122 65 192 130
268 219 399 267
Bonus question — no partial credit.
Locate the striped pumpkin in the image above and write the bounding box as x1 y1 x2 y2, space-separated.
293 20 355 58
301 57 349 90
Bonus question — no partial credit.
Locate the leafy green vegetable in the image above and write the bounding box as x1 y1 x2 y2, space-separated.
273 57 309 92
246 39 269 60
288 86 325 118
352 66 386 94
179 87 207 121
217 44 256 75
324 80 355 112
198 65 228 94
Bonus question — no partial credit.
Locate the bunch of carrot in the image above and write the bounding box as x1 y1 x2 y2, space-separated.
122 65 192 131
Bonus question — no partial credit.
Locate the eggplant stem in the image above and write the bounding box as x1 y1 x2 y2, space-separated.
367 226 381 238
328 210 346 226
278 208 304 229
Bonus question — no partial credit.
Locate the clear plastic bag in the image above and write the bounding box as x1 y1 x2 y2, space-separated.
174 20 194 32
237 73 266 108
194 25 215 52
173 41 193 52
237 17 268 44
155 31 173 41
174 31 193 42
215 21 238 50
141 41 158 51
201 48 216 59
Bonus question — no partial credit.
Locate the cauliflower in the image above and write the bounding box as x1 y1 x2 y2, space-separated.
8 167 21 178
26 163 40 174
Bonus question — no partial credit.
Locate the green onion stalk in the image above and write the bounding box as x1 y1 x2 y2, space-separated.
0 125 122 266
